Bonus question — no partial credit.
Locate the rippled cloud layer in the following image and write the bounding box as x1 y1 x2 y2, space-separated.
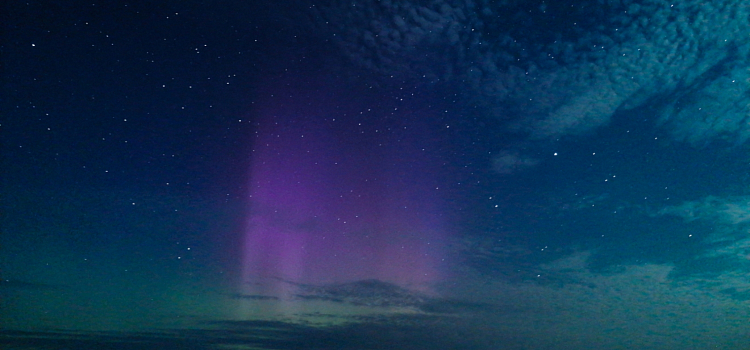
315 0 749 147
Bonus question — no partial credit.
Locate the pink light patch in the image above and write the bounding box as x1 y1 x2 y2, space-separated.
241 100 449 298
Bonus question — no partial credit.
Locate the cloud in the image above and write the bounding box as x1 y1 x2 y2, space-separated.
314 0 750 146
656 195 750 225
656 195 750 260
490 150 539 174
656 65 750 146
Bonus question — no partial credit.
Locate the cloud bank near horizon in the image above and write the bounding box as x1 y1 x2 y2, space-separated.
314 0 750 148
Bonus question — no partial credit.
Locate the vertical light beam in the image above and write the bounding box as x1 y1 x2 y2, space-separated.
240 90 449 316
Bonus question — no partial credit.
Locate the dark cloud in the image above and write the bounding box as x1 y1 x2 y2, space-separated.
290 279 429 308
315 0 750 148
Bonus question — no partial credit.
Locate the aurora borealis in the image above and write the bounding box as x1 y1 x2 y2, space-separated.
241 84 451 295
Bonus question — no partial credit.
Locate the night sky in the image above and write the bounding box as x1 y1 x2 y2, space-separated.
2 1 750 349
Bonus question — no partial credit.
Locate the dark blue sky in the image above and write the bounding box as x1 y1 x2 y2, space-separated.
4 1 273 190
